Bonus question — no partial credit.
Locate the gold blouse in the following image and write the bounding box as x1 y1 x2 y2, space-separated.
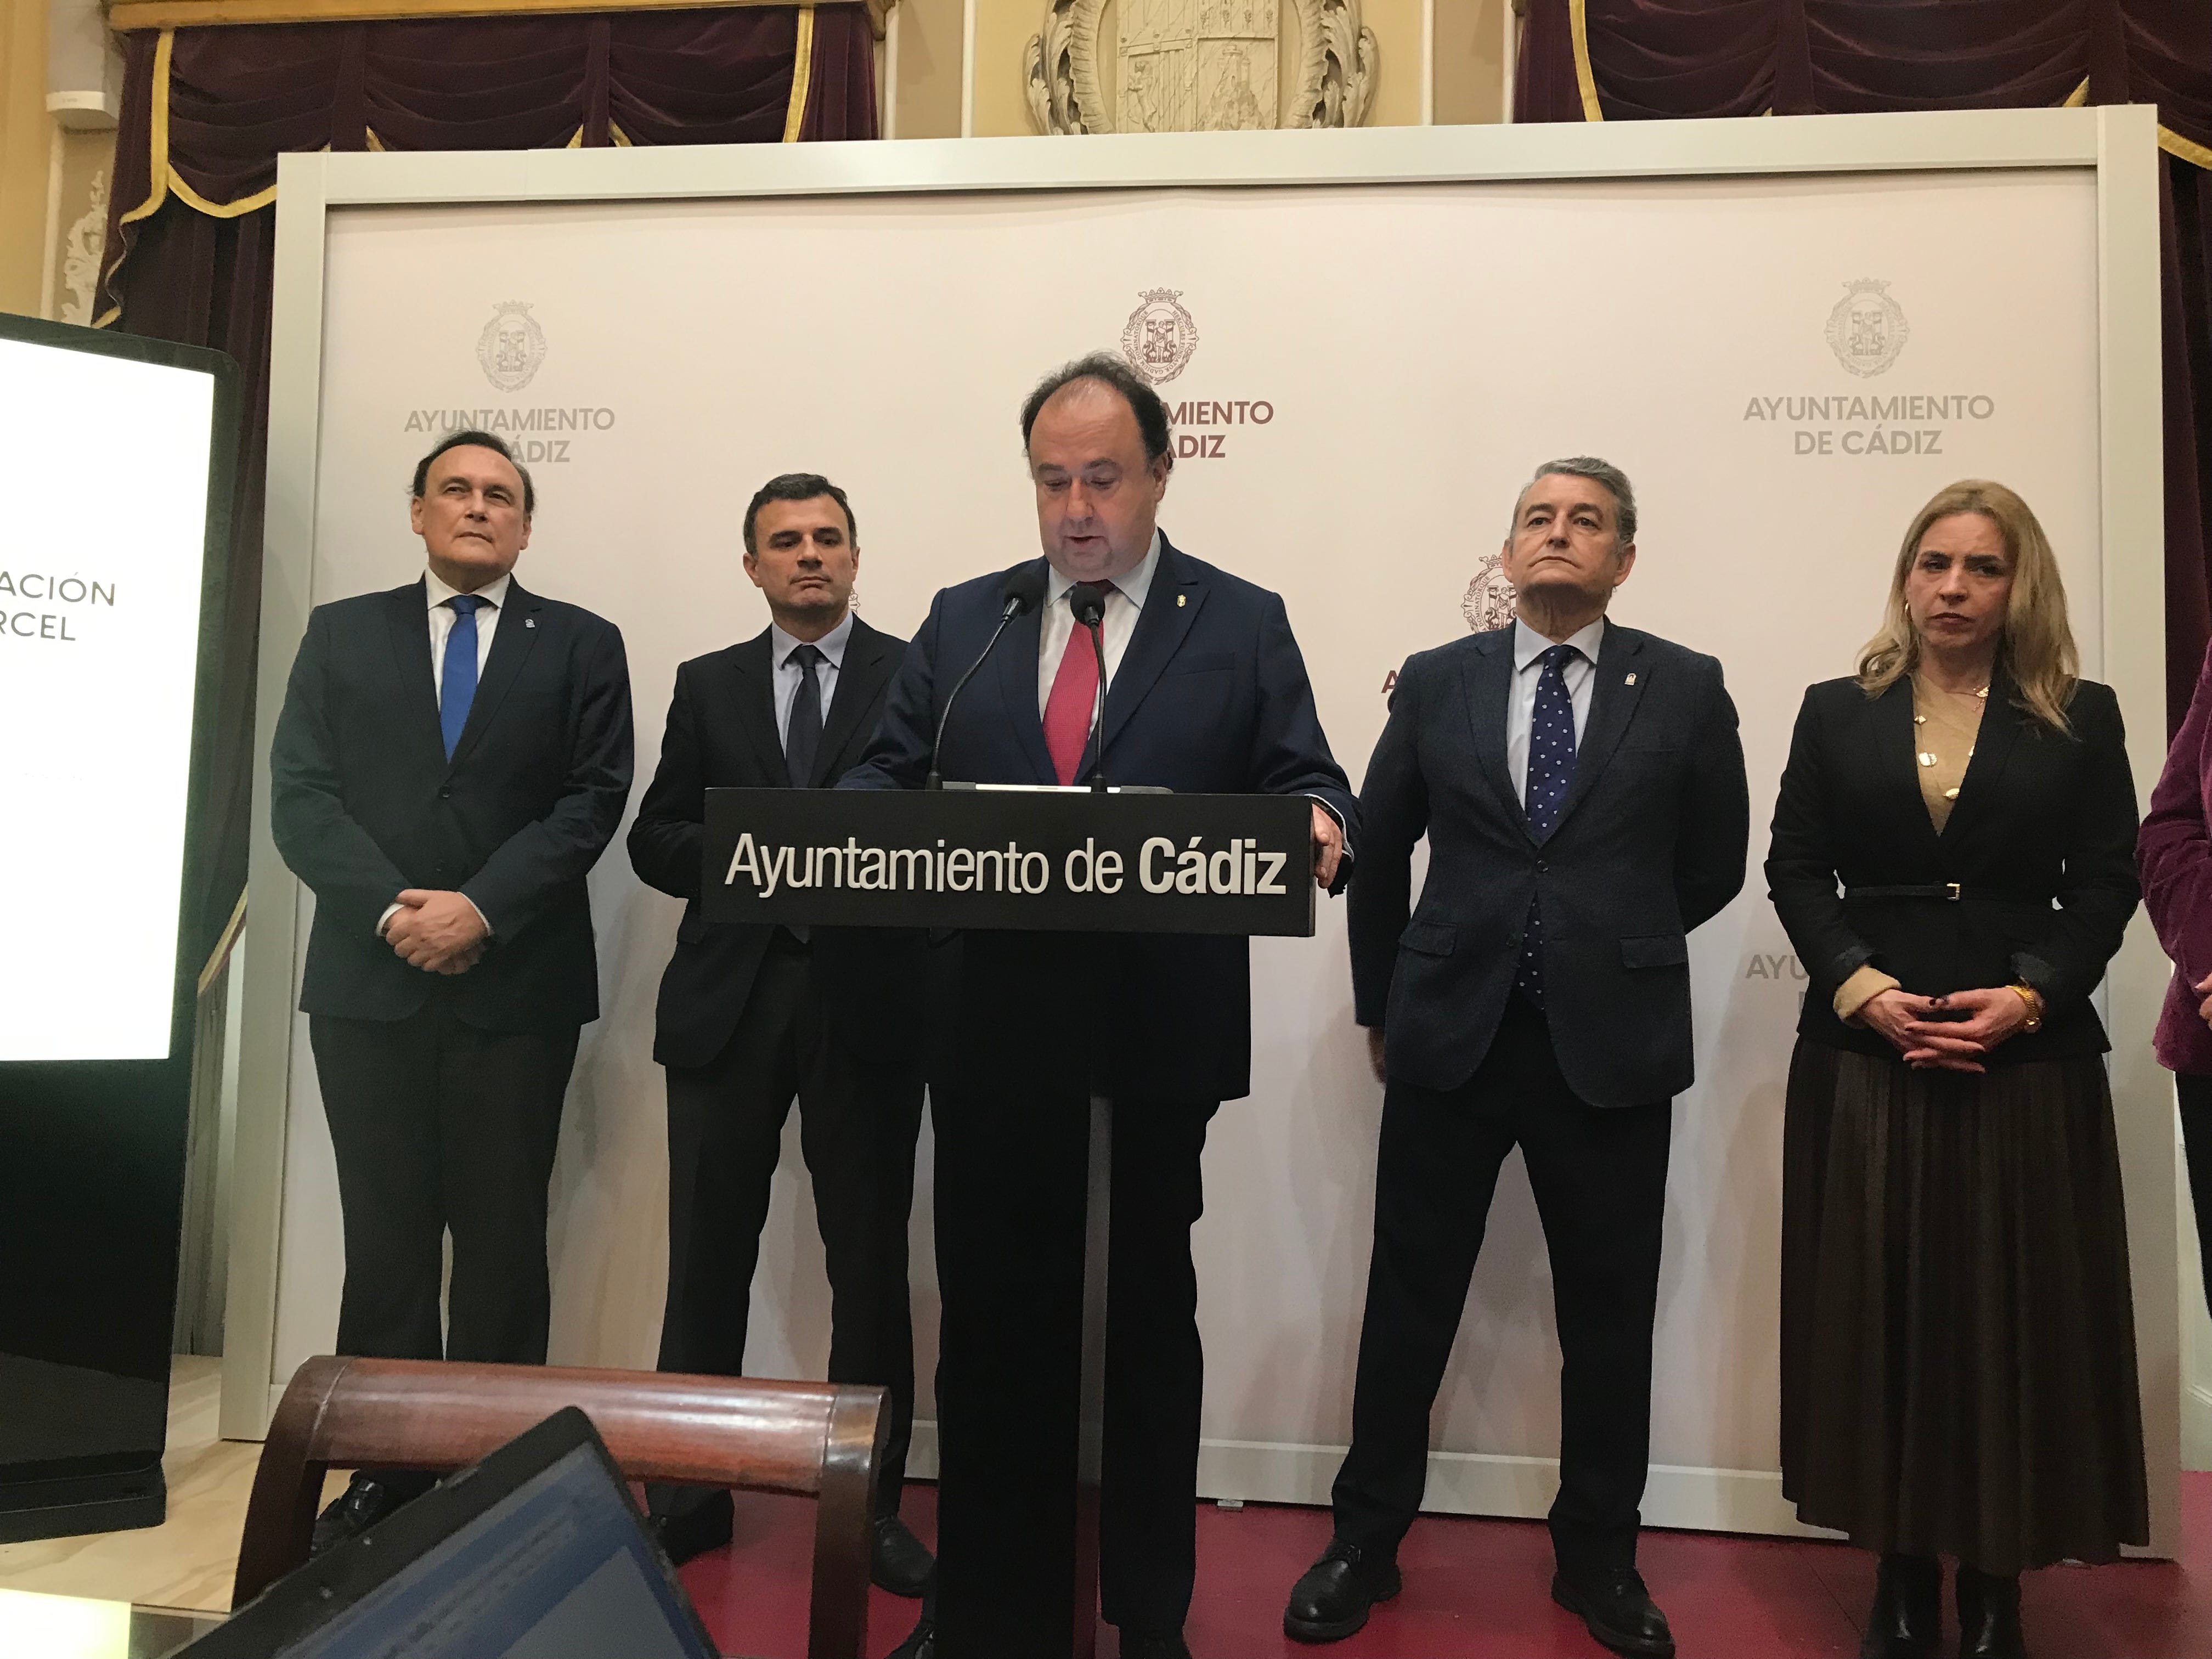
1832 676 1988 1022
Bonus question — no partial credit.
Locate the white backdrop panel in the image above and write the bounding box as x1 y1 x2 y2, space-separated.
272 167 2110 1527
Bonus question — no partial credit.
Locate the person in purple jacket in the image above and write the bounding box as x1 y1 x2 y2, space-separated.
2137 635 2212 1318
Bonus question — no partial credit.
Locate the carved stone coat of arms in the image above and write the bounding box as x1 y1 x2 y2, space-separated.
1025 0 1375 134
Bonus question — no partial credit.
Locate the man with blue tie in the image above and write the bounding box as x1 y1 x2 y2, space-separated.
847 353 1356 1659
1283 460 1748 1657
269 428 633 1549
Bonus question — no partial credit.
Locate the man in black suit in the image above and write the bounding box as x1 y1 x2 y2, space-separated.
844 354 1358 1659
627 473 932 1593
269 428 633 1544
1284 459 1747 1658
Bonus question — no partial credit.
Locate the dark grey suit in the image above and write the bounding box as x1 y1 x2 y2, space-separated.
1333 621 1747 1571
628 617 926 1524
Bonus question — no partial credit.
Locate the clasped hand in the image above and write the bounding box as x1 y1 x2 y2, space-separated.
1859 985 2030 1074
1311 803 1345 890
385 889 488 975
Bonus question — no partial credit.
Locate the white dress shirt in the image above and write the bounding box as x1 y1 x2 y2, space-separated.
1506 616 1606 800
771 610 854 748
1037 531 1162 718
423 566 510 698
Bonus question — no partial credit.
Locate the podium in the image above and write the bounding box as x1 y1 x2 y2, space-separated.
704 785 1317 1655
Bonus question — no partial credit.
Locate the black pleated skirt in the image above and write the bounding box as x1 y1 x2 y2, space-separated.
1778 1041 2149 1573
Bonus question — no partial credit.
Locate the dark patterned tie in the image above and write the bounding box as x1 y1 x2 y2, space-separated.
785 643 825 788
439 594 488 760
1517 644 1581 1005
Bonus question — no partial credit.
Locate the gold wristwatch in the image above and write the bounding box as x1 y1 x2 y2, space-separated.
2006 982 2045 1034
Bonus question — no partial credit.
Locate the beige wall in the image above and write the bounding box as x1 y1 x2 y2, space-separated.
1434 0 1507 126
899 0 1494 139
970 0 1030 138
891 0 966 139
0 0 48 314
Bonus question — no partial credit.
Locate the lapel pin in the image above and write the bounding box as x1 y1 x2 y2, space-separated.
1625 672 1637 685
1177 594 1186 607
525 618 536 629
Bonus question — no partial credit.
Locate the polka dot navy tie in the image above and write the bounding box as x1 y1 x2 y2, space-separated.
1517 643 1580 1005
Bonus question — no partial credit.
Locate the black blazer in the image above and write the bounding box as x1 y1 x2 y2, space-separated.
1352 623 1749 1108
842 537 1357 1102
270 577 634 1033
628 617 913 1069
1765 672 2139 1064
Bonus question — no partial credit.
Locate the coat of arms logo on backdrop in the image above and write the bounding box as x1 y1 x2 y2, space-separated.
1120 289 1201 386
1462 551 1519 633
1824 279 1910 379
477 300 548 393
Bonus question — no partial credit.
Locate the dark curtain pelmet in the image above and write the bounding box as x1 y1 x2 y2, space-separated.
1516 0 2212 731
98 11 877 972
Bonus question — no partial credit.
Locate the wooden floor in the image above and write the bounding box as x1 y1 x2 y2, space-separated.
0 1357 253 1618
5 1358 2207 1657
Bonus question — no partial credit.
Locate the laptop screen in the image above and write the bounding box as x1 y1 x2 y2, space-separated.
288 1443 709 1659
196 1412 718 1659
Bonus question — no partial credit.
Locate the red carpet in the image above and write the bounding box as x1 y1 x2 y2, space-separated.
678 1475 2212 1658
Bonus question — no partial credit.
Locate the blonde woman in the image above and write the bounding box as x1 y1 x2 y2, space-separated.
1765 482 2146 1659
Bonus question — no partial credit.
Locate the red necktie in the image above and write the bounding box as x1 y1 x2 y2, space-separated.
1043 583 1113 785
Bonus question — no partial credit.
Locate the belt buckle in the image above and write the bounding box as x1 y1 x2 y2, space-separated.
1945 882 1961 901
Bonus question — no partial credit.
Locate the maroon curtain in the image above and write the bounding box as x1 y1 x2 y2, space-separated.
1516 0 2212 730
98 10 877 972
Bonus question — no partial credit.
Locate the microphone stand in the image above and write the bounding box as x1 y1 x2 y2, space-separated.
1069 588 1111 793
1086 617 1109 793
928 585 1037 791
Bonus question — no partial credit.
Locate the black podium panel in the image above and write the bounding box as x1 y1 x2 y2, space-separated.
704 788 1315 935
702 785 1325 1657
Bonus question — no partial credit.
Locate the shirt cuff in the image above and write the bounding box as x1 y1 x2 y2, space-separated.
1834 963 1900 1024
377 895 494 941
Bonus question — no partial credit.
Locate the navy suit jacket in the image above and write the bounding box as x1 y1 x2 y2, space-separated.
842 535 1356 1101
270 577 634 1033
1351 623 1748 1108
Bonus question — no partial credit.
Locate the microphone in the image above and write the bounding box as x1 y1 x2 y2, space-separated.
927 564 1049 791
1068 583 1110 792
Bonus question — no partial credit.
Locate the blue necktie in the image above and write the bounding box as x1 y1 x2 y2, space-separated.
1517 644 1581 1005
439 594 488 759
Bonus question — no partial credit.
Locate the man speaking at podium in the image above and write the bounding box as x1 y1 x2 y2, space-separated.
845 353 1356 1659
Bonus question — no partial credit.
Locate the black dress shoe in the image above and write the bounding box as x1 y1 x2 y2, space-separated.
1118 1632 1193 1659
1284 1539 1402 1643
310 1471 433 1557
647 1492 735 1566
887 1617 934 1659
871 1513 934 1596
1550 1565 1675 1658
1956 1566 2027 1659
1860 1554 1942 1658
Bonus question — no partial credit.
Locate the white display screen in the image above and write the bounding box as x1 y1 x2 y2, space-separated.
0 334 215 1062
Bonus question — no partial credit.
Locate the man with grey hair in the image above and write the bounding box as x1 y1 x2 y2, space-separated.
1284 459 1748 1657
